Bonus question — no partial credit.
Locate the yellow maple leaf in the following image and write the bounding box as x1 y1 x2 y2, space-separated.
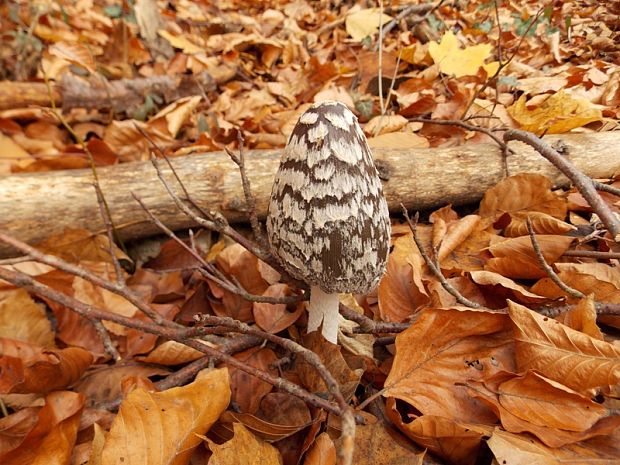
508 90 603 134
345 8 393 41
428 31 499 77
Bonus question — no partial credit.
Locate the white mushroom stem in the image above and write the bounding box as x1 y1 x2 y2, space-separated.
307 285 341 344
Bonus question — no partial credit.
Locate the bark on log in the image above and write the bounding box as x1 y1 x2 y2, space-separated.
0 131 618 257
0 68 236 112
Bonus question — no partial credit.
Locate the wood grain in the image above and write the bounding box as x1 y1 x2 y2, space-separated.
0 131 618 257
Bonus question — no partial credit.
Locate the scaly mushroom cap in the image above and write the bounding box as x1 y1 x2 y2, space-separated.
266 101 390 295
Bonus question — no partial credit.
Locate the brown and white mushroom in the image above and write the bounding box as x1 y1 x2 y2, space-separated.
266 101 391 343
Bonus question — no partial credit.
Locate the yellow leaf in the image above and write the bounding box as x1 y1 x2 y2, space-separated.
428 31 499 78
100 368 230 465
508 90 603 134
345 8 393 41
207 422 282 465
158 30 203 54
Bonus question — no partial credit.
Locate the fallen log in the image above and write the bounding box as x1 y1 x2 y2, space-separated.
0 131 618 257
0 67 236 113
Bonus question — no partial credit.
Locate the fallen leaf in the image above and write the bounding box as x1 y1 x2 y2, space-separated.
383 308 514 423
99 368 230 465
428 31 499 77
207 422 282 465
508 301 620 393
345 8 393 41
508 90 603 134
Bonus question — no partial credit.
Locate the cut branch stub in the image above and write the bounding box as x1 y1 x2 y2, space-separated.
266 101 391 343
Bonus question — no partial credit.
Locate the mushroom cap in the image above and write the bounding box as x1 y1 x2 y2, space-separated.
266 101 390 294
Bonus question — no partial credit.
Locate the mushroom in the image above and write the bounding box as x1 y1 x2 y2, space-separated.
266 101 391 343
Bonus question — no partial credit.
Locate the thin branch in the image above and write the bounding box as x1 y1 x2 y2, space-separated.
408 117 511 155
225 132 267 249
526 218 585 299
0 265 344 418
90 318 121 360
401 206 482 309
504 129 620 241
378 0 385 116
0 231 170 326
562 250 620 260
376 1 444 47
194 314 356 465
155 335 262 391
593 180 620 197
461 6 546 120
132 193 304 305
339 304 410 334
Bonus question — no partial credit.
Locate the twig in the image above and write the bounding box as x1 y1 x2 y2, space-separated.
41 68 126 255
526 217 585 299
155 335 262 391
376 1 443 48
147 155 299 286
194 314 356 465
339 304 410 333
534 302 620 318
93 184 124 285
378 0 385 116
0 231 170 326
225 132 267 249
0 265 345 419
401 206 482 309
132 193 304 305
408 117 511 156
504 130 620 241
460 6 546 120
593 180 620 197
90 318 121 360
562 250 620 260
134 124 212 221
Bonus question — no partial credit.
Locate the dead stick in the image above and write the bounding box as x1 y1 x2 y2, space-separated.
504 130 620 241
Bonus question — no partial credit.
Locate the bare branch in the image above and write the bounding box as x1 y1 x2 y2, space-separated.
401 206 482 309
504 129 620 241
526 217 585 299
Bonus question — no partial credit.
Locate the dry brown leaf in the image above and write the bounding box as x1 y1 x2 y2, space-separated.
228 347 278 414
386 397 489 465
485 234 575 279
487 427 620 464
383 308 514 423
49 42 96 73
137 339 206 365
504 211 577 237
74 363 169 406
0 289 55 348
253 283 304 333
303 432 336 465
555 295 604 340
99 368 230 465
378 235 429 323
297 332 362 402
0 338 93 394
335 412 425 465
479 173 567 220
34 229 130 265
207 422 282 465
497 371 606 431
467 374 620 448
508 90 603 134
469 270 549 305
0 391 84 464
364 114 408 136
508 301 620 393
